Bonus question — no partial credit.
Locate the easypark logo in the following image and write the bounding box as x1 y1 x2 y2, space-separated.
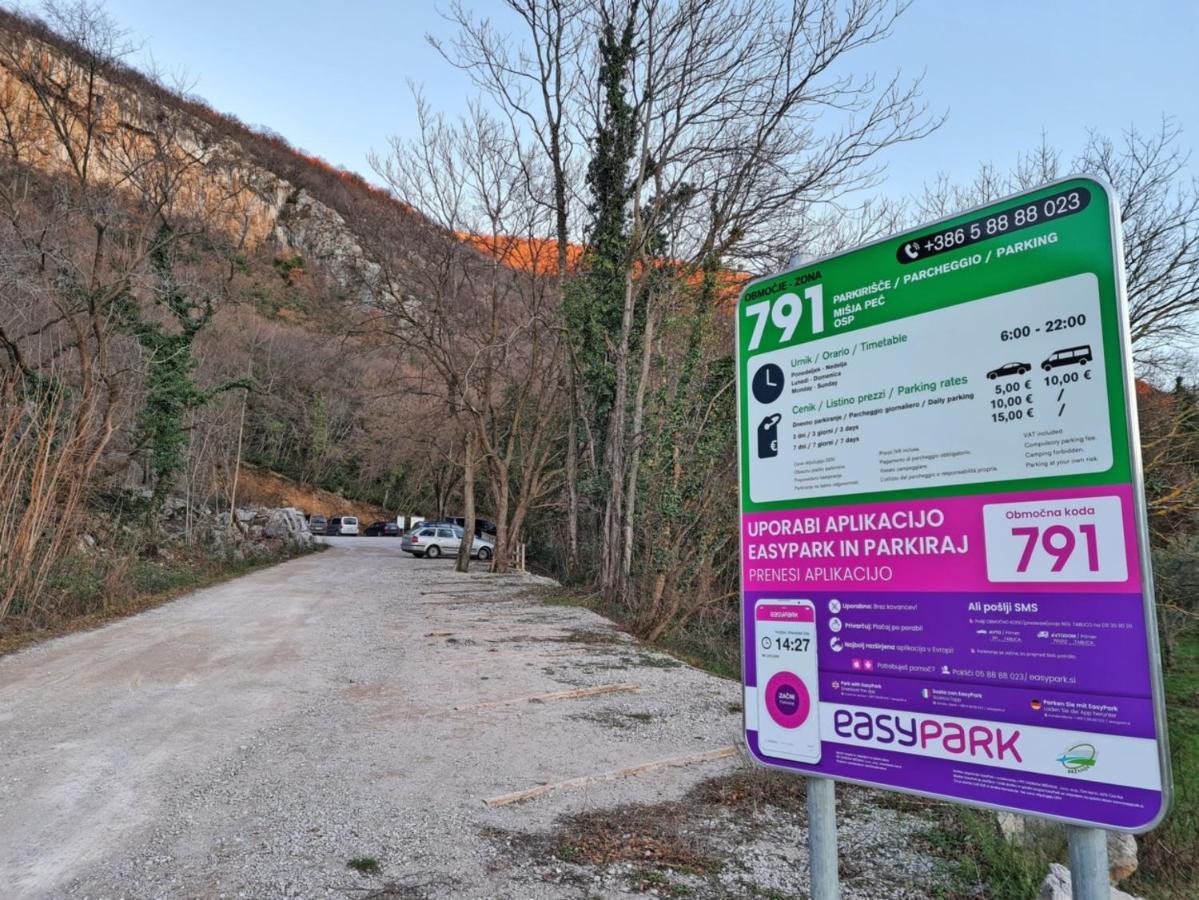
1057 742 1098 774
832 709 1023 763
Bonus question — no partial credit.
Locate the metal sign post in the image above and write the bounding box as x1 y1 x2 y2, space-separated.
1067 827 1111 900
806 777 840 899
735 177 1171 895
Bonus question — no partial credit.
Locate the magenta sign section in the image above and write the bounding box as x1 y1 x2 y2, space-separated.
742 486 1142 595
736 179 1171 831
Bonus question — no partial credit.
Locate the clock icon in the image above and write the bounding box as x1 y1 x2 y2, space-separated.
752 363 785 404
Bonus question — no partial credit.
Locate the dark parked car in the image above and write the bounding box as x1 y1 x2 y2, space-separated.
986 361 1030 379
307 514 327 535
363 520 401 537
443 515 498 537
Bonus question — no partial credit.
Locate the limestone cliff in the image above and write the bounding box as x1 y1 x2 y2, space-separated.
0 13 395 306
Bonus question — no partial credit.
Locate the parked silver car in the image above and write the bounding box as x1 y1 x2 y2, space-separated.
401 524 493 560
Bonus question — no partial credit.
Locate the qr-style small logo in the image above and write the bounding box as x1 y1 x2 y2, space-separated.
1056 742 1098 774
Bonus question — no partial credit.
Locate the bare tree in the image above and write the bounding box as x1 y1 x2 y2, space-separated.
0 1 244 615
916 120 1199 369
422 0 936 602
431 0 590 576
367 99 565 572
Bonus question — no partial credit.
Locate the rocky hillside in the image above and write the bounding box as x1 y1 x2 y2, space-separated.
235 466 392 524
0 6 410 306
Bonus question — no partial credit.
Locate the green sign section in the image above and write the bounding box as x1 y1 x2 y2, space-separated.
737 177 1132 513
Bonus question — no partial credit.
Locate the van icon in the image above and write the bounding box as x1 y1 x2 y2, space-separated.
1041 345 1093 371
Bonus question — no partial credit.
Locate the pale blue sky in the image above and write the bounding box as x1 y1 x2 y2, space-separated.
23 1 1199 201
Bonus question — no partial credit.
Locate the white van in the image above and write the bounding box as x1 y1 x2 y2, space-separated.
327 515 359 536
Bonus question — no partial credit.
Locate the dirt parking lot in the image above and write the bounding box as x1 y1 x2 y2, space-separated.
0 538 943 899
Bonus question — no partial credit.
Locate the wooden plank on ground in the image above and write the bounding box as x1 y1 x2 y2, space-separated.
453 682 639 712
456 648 578 664
483 745 740 807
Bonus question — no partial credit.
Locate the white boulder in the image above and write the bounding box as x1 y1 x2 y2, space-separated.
1038 863 1144 900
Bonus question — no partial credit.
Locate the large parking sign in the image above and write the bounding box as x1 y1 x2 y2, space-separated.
737 177 1171 831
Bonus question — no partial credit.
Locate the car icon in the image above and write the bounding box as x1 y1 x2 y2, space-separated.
986 362 1031 379
1041 345 1093 371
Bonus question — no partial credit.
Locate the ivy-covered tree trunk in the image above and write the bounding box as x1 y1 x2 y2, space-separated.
119 225 246 524
567 4 639 606
121 228 211 521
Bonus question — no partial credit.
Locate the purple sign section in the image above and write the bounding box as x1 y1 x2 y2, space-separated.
815 671 1157 740
743 584 1164 827
743 589 1153 699
745 730 1163 831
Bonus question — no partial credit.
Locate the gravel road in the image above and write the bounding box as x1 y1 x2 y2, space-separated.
0 539 751 898
0 539 943 899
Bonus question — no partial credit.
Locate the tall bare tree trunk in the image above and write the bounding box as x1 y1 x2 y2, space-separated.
621 302 656 586
565 368 581 577
600 270 638 602
489 463 512 572
184 408 195 544
227 378 249 527
455 430 476 573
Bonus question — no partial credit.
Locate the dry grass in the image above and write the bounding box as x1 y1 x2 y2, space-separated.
481 768 827 899
554 802 718 873
686 767 808 811
0 377 104 622
495 768 813 879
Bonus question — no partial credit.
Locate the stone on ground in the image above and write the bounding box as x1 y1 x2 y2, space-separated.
1039 863 1144 900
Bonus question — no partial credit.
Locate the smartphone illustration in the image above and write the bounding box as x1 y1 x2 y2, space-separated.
754 598 822 764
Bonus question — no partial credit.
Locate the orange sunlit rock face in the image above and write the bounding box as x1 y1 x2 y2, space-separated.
457 234 584 276
458 231 749 311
